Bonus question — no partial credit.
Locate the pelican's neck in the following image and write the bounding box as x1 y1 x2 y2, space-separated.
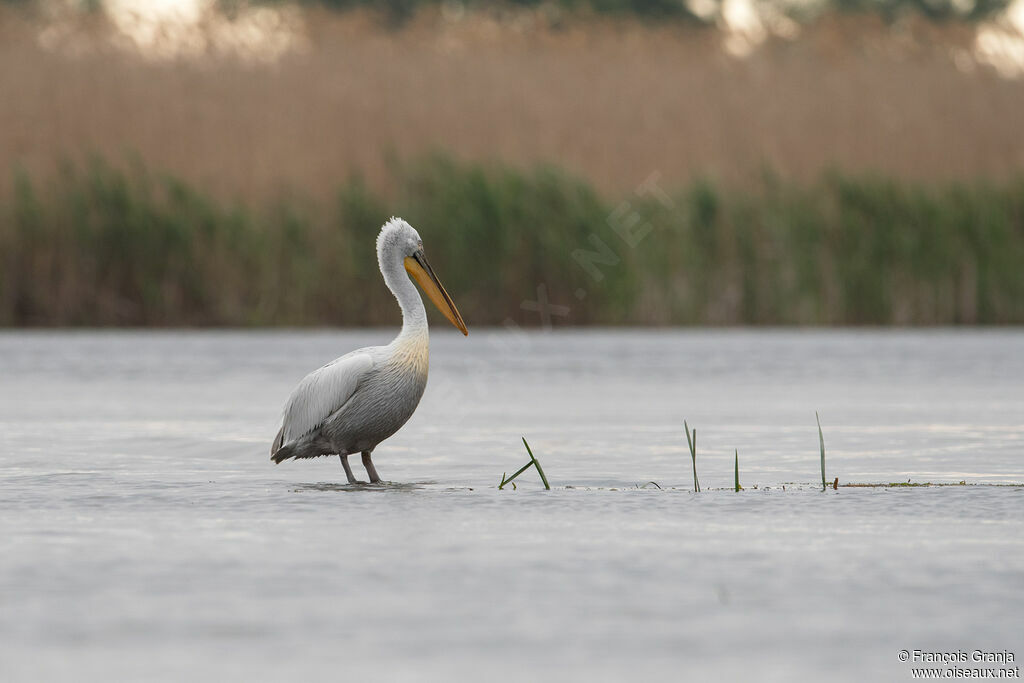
379 247 428 343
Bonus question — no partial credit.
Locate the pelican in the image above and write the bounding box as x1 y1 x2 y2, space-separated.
270 218 467 483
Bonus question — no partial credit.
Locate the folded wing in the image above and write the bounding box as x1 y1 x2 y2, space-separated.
273 351 374 454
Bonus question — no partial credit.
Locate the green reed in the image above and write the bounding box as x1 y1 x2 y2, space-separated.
684 421 700 493
3 155 1024 327
499 437 550 490
817 411 826 492
735 449 741 492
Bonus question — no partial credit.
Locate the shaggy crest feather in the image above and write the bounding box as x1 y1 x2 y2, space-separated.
376 217 421 270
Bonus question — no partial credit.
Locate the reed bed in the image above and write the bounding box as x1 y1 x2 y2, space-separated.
2 154 1023 326
3 7 1024 205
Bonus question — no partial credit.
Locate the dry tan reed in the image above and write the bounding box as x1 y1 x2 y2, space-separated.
1 6 1023 202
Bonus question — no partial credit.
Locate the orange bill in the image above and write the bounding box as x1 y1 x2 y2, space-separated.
404 252 468 336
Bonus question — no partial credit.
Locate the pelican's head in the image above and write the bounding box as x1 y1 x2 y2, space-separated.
377 217 468 336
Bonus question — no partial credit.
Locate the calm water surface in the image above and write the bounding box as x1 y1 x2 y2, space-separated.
1 330 1022 681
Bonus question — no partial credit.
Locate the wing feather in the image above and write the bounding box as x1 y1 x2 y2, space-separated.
277 351 374 448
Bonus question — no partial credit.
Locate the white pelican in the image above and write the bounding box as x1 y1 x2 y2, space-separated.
270 218 467 483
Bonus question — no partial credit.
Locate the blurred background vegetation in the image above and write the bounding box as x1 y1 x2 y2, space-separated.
283 0 1014 23
1 0 1023 326
3 0 1015 21
3 156 1022 325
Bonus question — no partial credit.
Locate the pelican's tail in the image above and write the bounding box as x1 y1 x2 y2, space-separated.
270 433 335 463
270 426 295 463
271 443 296 464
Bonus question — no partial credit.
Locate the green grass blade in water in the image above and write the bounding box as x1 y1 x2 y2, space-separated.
817 411 826 492
499 460 534 490
684 421 700 493
734 449 741 492
522 437 550 490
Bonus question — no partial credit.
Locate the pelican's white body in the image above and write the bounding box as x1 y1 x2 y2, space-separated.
270 219 433 465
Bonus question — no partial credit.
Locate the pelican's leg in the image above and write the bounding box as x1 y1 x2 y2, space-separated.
339 454 357 485
361 451 382 484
